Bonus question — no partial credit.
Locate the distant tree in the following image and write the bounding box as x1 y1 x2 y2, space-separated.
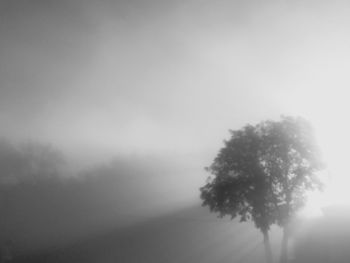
0 140 67 247
200 116 325 263
19 141 65 183
0 140 65 185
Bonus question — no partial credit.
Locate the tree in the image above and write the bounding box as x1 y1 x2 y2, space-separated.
0 140 65 185
0 140 66 245
200 116 325 263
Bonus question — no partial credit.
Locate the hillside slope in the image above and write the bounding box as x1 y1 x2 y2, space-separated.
14 204 281 263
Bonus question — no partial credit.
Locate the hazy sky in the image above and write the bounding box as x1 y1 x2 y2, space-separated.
2 0 350 195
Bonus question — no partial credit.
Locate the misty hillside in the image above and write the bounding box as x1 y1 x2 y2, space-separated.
12 204 350 263
3 1 350 262
14 205 280 263
0 140 203 255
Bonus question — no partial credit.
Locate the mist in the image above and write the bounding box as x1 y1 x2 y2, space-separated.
0 139 204 253
2 0 350 262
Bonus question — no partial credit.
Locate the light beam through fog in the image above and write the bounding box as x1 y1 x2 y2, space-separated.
288 86 350 209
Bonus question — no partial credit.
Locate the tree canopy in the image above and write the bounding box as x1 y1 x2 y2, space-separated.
200 116 325 262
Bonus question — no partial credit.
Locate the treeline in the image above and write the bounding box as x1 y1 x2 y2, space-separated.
0 139 177 256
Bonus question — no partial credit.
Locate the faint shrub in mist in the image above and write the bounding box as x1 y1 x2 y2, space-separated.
0 139 65 185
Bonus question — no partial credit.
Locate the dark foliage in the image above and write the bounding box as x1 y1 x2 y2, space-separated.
200 116 325 233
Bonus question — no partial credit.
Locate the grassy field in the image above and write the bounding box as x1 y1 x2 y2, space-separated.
10 204 350 263
12 205 282 263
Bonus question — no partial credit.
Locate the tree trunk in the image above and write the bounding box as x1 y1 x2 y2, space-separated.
280 226 288 263
263 230 274 263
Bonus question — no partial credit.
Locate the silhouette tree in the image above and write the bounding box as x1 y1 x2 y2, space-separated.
200 116 325 263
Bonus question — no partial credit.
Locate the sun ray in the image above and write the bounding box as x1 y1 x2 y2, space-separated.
286 86 350 214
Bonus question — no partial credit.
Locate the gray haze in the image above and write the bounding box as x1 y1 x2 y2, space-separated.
3 1 350 261
3 0 350 153
2 0 350 237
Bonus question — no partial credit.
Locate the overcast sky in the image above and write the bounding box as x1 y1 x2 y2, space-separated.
2 0 350 204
